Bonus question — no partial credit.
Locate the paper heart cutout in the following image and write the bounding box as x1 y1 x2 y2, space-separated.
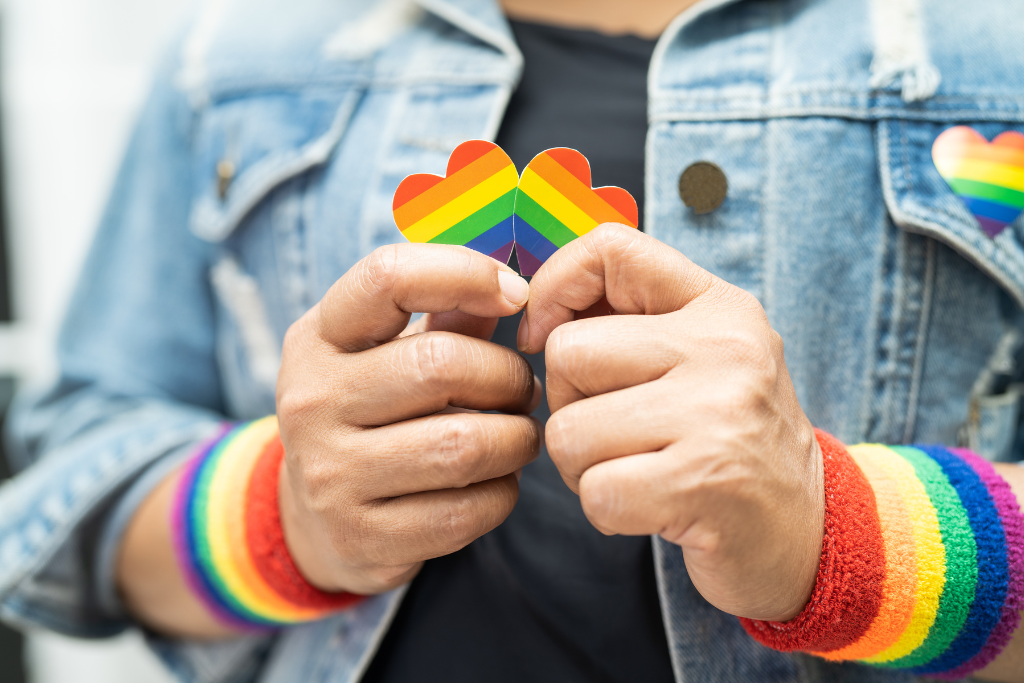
513 148 638 276
393 140 518 263
932 126 1024 238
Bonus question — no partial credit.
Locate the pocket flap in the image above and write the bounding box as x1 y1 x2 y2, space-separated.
189 88 363 242
878 119 1024 307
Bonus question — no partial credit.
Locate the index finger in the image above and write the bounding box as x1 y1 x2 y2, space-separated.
518 225 717 354
320 243 530 352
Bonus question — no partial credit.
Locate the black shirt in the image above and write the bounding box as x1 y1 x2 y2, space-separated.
362 22 673 683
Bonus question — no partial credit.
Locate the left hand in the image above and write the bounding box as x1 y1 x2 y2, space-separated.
518 224 824 622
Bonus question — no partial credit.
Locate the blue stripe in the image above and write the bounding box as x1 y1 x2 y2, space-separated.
512 217 559 263
962 196 1024 224
912 445 1008 674
464 215 514 255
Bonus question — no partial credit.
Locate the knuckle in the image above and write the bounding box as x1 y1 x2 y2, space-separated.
435 498 478 548
545 324 585 377
276 385 324 427
406 332 462 388
579 477 617 530
585 222 642 254
543 411 575 465
433 416 483 487
361 245 402 295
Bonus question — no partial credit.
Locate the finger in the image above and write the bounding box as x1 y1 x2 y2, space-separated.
342 331 536 425
361 474 520 566
546 381 681 491
353 413 541 498
519 224 717 354
399 311 499 342
544 314 682 412
321 243 529 352
577 450 692 537
423 310 500 340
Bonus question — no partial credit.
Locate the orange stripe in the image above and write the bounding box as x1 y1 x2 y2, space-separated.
818 449 918 660
934 141 1024 169
394 148 512 228
222 437 320 620
530 153 633 226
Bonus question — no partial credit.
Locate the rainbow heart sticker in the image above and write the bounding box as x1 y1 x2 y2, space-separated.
513 148 638 276
393 140 518 263
932 126 1024 238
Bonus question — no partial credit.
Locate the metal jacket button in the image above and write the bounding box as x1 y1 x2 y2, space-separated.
678 161 727 214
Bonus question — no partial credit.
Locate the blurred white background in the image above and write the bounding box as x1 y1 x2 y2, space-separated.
0 0 192 680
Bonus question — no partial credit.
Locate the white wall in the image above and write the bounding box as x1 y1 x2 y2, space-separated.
1 0 192 680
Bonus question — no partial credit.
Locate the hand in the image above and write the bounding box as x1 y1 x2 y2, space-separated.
276 244 542 596
519 225 824 622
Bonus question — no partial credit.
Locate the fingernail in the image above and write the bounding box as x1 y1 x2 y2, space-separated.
517 315 530 352
498 271 529 307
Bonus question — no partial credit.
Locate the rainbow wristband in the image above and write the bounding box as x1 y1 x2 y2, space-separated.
171 416 363 629
740 432 1024 678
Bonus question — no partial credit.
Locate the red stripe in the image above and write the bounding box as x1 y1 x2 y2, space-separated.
393 174 444 212
447 140 499 176
246 436 365 611
544 148 591 186
740 430 885 652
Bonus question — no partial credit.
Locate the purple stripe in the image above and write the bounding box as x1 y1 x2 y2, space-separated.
938 449 1024 679
487 241 514 265
170 425 255 631
976 215 1010 238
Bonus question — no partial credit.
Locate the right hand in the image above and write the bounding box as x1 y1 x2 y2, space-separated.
275 244 542 596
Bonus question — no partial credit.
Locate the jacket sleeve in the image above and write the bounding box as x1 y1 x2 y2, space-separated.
0 46 273 681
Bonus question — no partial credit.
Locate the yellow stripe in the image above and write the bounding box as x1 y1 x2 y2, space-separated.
206 417 300 622
518 167 599 237
934 158 1024 193
853 445 946 663
220 421 321 621
401 165 519 243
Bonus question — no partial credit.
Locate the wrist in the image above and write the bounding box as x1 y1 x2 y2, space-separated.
740 434 1024 680
276 455 349 592
170 418 363 629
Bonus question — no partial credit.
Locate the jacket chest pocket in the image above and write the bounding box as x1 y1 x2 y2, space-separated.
877 118 1024 459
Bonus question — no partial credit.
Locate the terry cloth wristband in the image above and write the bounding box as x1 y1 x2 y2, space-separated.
171 416 364 629
740 431 1024 678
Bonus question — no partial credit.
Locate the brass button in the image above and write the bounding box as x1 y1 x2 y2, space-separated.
678 161 727 214
216 159 236 200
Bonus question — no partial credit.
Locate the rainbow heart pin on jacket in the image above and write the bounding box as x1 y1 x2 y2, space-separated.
932 126 1024 238
394 142 638 275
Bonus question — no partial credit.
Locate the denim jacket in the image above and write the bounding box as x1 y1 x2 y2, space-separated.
2 0 1023 681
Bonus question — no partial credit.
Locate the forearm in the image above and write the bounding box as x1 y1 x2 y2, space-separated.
116 418 373 639
117 465 237 638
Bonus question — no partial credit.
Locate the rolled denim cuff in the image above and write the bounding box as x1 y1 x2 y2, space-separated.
94 442 200 619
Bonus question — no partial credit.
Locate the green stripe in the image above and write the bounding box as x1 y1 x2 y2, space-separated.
513 192 579 248
428 189 515 245
882 446 977 669
947 178 1024 208
191 425 273 625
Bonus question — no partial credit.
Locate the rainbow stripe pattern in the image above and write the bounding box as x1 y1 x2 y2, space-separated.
172 417 361 629
932 126 1024 238
742 437 1024 678
513 148 638 276
393 140 518 264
